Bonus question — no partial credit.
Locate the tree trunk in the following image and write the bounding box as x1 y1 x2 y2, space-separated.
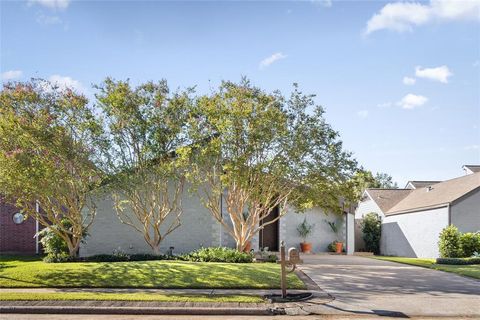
152 244 161 255
66 238 79 258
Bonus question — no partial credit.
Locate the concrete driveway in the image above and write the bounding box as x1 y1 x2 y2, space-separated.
298 255 480 318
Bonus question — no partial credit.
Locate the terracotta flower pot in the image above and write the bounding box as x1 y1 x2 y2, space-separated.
243 241 252 252
300 242 312 253
335 241 343 253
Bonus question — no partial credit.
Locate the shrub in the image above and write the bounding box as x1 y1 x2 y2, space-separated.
438 225 462 258
182 247 253 263
257 247 278 263
327 240 338 252
43 252 74 263
297 218 315 242
460 232 480 258
436 257 480 265
361 212 381 254
38 221 71 256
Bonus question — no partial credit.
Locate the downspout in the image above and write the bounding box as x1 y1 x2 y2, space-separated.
345 211 348 254
35 201 39 254
447 203 451 226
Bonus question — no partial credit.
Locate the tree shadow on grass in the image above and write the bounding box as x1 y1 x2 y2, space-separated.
30 261 302 289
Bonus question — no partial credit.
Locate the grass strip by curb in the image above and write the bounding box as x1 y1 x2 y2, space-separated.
0 292 265 303
370 256 480 280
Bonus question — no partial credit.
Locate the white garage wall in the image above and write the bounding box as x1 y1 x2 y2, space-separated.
451 188 480 233
281 207 345 253
381 207 449 258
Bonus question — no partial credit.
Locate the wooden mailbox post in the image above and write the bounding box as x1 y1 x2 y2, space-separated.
279 241 303 298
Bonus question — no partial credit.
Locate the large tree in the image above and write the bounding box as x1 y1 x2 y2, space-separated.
95 78 192 254
185 80 357 251
0 80 104 257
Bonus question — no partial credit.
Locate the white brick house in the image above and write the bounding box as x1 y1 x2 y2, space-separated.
80 187 355 256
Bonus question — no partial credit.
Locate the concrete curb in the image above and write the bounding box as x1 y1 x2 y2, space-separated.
0 305 282 315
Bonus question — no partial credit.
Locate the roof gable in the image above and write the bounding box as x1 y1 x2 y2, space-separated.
365 189 413 213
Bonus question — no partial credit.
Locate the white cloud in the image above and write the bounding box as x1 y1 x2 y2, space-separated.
403 76 416 85
397 93 428 109
365 0 480 35
48 75 85 92
415 65 452 83
357 110 369 118
36 13 62 25
1 70 23 81
28 0 70 10
312 0 332 8
473 60 480 67
259 52 287 69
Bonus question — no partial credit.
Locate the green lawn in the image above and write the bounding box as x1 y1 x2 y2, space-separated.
372 256 480 279
0 292 263 303
0 255 305 289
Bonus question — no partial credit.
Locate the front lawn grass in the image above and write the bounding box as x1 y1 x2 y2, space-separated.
372 256 480 280
0 255 305 289
0 292 264 303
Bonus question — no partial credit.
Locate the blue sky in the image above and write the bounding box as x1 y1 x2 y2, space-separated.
1 0 479 185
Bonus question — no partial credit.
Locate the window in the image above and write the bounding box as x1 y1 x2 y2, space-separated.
12 212 25 224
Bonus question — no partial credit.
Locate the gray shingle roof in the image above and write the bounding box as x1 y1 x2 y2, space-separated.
463 165 480 173
405 181 441 189
365 189 413 213
387 172 480 215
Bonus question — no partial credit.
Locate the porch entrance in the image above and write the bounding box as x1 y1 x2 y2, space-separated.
259 206 279 251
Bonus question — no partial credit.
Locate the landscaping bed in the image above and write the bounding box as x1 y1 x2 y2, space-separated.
0 255 305 289
371 256 480 279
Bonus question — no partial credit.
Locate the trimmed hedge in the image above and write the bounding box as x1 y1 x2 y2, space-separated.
436 257 480 265
44 247 254 263
182 247 253 263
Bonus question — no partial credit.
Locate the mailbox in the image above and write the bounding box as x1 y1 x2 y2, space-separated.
288 247 302 265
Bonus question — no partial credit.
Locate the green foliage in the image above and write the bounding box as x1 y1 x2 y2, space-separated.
436 257 480 265
43 253 74 263
438 225 462 258
361 212 382 254
325 219 339 234
327 240 339 252
95 78 194 254
0 79 105 257
38 219 88 262
296 218 315 241
460 232 480 258
258 247 278 263
350 169 398 202
185 79 357 251
182 247 253 263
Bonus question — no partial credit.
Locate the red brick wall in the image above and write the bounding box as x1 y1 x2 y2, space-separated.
0 200 37 254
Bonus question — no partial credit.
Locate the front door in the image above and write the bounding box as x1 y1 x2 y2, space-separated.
259 206 279 251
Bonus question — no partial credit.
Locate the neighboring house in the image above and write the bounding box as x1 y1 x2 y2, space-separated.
463 164 480 175
355 166 480 258
80 187 355 256
0 198 40 254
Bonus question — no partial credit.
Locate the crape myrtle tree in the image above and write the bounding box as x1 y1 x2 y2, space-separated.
95 78 193 254
0 80 105 257
184 79 357 251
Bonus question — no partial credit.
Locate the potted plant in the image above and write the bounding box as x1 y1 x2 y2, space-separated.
325 219 343 253
297 218 315 253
